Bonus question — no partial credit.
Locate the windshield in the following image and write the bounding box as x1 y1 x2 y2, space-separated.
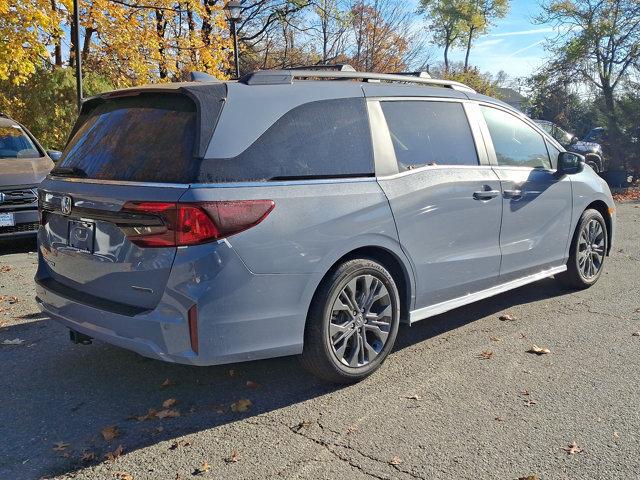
0 125 41 159
552 125 574 145
54 94 197 183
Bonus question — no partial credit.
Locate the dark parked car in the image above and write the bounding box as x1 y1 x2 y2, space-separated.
0 113 59 239
534 120 604 172
36 68 615 383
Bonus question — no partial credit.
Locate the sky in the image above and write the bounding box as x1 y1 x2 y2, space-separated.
417 0 555 80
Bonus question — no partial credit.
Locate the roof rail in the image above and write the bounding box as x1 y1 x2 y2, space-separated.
189 71 221 82
239 69 476 93
391 71 432 79
285 64 356 72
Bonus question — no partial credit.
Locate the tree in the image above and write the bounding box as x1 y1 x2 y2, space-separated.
537 0 640 169
461 0 509 71
420 0 467 72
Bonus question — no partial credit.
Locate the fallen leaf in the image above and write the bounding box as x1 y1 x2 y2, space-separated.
490 336 502 342
115 473 134 480
169 439 192 450
193 462 211 475
499 314 517 321
613 431 620 438
104 445 124 462
293 420 313 431
561 441 583 455
0 265 12 273
162 398 178 408
245 380 260 389
389 456 403 465
231 399 252 413
81 451 96 463
518 476 540 480
135 408 158 421
52 442 70 452
527 345 551 355
225 450 240 463
101 425 120 441
2 338 24 345
632 331 640 337
405 394 421 401
479 350 494 360
160 378 173 387
156 409 180 419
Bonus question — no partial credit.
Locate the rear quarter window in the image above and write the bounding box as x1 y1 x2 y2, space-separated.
198 97 374 182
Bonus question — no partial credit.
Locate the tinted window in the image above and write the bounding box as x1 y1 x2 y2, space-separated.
56 94 197 183
0 125 40 159
198 98 373 182
380 101 478 170
481 107 551 169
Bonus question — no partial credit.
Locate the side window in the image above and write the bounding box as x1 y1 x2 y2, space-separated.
198 98 374 182
481 106 552 169
380 101 478 171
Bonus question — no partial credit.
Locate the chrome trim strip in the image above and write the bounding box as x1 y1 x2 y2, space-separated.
46 176 377 189
409 265 567 324
377 164 495 181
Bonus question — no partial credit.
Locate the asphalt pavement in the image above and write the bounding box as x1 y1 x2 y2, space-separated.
0 202 638 480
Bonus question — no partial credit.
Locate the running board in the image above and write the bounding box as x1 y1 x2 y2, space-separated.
409 265 567 324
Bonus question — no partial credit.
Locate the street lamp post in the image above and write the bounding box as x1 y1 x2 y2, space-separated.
73 0 83 111
224 1 243 79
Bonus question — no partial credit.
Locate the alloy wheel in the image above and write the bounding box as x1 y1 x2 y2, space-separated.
578 219 605 280
328 274 393 368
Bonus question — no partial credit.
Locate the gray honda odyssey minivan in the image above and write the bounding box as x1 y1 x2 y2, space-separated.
36 66 615 383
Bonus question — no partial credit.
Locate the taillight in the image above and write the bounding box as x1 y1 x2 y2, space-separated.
121 200 274 248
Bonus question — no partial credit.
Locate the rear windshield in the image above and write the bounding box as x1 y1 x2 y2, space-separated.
0 125 41 159
55 94 197 183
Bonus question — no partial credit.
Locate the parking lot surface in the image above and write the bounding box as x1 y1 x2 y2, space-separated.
0 202 639 480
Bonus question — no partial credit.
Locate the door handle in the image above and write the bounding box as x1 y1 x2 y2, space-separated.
503 189 523 199
473 189 500 200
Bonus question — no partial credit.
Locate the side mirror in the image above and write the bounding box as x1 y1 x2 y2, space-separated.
557 151 584 175
570 136 579 145
47 150 62 162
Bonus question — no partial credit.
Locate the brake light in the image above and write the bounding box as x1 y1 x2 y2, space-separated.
121 200 274 247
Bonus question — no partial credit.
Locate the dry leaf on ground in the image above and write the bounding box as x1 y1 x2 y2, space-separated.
134 408 158 421
115 473 134 480
405 394 421 400
231 399 252 413
193 462 211 475
52 442 70 452
0 265 12 273
561 441 583 454
2 338 25 345
160 378 174 387
490 336 502 342
162 398 178 408
169 439 192 450
518 476 540 480
101 425 120 441
527 345 551 355
157 409 180 419
81 451 96 462
245 380 260 389
293 420 313 431
389 456 403 465
105 445 125 462
479 350 494 360
225 450 240 463
499 314 517 321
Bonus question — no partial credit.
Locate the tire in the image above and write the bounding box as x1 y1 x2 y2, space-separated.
300 258 401 384
557 209 608 290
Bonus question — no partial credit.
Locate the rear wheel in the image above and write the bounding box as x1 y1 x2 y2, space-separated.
300 258 400 384
557 209 608 289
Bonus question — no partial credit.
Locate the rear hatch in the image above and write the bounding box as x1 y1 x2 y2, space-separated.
38 86 226 312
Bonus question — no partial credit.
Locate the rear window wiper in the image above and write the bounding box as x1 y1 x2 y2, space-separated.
50 166 88 178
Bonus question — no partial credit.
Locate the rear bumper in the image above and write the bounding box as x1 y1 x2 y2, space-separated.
36 240 311 366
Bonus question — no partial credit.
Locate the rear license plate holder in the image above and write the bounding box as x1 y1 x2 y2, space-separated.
67 220 95 253
0 212 15 227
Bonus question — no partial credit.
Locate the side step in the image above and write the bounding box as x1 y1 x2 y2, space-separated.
69 329 93 345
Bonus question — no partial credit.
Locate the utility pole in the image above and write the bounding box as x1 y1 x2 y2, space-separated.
73 0 83 111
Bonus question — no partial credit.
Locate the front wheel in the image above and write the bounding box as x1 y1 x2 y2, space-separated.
557 209 608 289
300 258 401 384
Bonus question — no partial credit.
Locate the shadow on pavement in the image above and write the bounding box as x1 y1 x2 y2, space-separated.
0 277 570 479
0 237 38 256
